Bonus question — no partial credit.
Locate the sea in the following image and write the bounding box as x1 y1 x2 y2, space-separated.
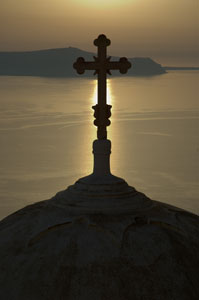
0 70 198 220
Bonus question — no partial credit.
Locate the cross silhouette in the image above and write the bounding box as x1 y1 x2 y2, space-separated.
73 34 131 140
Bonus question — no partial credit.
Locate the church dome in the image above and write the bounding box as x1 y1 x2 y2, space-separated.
0 181 199 300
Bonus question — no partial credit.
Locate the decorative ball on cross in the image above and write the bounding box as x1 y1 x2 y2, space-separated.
73 34 131 140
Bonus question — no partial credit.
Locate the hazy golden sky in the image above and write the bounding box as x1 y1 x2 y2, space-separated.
0 0 198 66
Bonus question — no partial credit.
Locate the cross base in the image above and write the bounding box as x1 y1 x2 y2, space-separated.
76 139 127 186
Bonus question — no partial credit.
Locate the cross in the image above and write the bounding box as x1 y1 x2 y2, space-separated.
73 34 131 140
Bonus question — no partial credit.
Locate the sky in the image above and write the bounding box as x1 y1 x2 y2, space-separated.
0 0 198 66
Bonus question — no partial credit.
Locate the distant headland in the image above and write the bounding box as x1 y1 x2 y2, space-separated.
0 47 166 77
164 66 199 71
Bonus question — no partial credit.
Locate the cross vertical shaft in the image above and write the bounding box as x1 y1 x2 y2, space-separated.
95 36 110 139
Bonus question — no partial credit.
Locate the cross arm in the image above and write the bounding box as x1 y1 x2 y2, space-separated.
74 56 131 75
73 57 99 74
107 57 131 74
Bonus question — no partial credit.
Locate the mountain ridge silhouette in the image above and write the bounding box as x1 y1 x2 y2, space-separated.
0 47 166 77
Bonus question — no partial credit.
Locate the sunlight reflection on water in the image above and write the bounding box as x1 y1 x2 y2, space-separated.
0 72 198 219
91 78 112 105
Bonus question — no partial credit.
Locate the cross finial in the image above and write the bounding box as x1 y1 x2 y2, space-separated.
73 34 131 139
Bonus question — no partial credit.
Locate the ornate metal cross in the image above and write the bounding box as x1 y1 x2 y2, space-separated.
73 34 131 140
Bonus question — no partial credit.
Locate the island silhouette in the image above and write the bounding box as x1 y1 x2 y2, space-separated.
0 47 166 77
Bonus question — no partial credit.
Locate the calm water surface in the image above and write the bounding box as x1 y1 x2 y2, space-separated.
0 71 198 219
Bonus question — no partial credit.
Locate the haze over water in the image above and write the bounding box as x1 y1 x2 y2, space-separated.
0 71 198 219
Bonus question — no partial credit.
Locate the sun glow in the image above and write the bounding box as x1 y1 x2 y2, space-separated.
74 0 132 8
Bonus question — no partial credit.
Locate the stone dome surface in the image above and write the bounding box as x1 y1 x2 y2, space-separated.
0 178 199 300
